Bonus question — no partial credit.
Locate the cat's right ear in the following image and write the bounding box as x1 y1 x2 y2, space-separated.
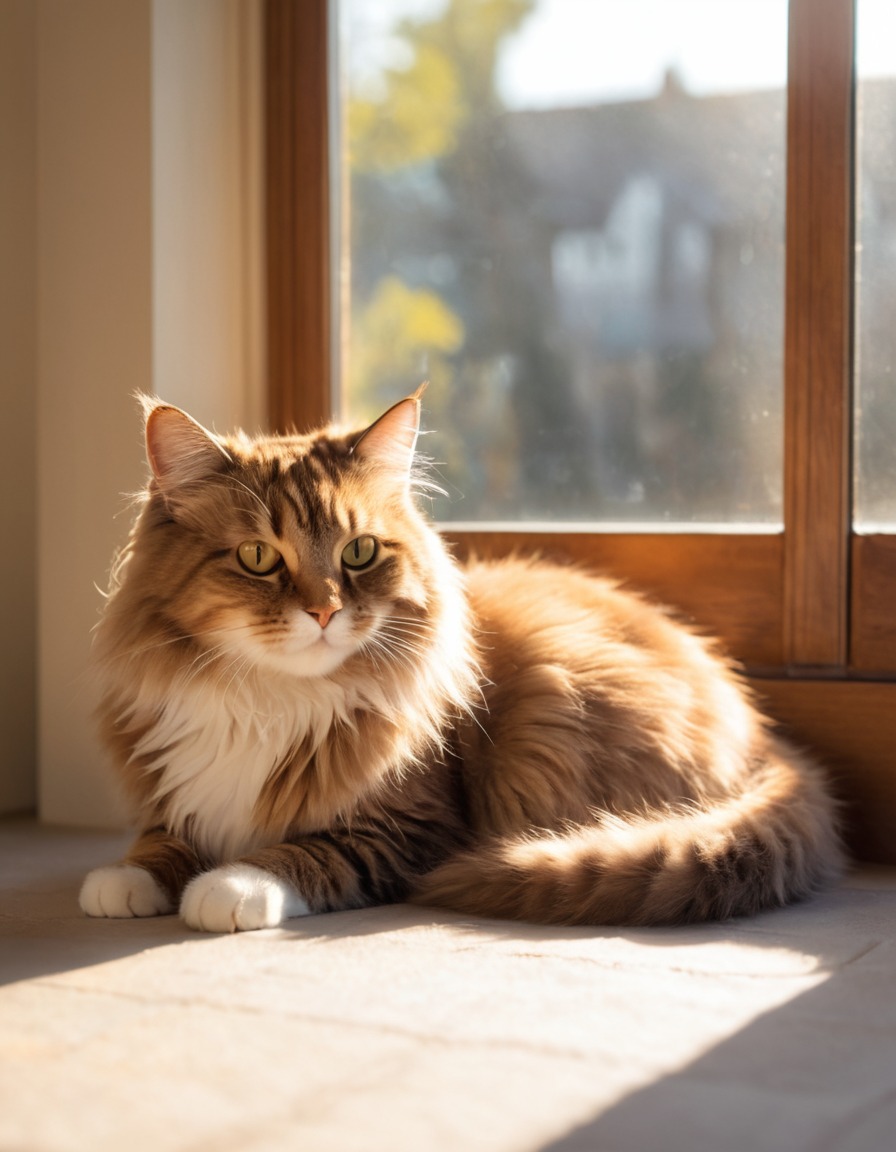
351 385 425 482
143 400 231 492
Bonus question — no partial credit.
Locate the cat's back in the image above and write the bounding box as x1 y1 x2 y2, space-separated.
459 555 759 807
462 554 716 674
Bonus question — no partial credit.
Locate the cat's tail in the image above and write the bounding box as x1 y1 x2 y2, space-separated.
412 739 845 925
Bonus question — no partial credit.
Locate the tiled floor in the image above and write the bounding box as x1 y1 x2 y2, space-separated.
2 818 896 1152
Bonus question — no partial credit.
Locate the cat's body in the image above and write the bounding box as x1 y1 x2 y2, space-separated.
80 393 843 932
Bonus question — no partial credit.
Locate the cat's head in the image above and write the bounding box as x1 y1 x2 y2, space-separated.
110 389 462 683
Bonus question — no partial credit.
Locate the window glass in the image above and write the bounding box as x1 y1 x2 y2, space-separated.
855 0 896 530
336 0 787 523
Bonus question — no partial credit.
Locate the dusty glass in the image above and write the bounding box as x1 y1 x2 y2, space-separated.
335 0 787 524
855 0 896 530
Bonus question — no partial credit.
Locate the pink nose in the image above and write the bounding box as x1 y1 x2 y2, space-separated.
306 606 339 629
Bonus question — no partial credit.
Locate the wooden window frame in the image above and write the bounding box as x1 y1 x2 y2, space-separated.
264 0 896 861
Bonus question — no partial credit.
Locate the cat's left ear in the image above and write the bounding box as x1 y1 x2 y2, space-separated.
143 400 231 492
351 384 425 482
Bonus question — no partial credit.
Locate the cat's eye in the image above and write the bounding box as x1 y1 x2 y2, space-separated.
236 540 283 576
341 536 378 570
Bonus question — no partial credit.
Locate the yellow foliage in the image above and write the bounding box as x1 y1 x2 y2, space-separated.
349 277 465 416
349 43 466 173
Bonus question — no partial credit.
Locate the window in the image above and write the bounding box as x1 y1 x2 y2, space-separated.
856 0 896 531
337 0 787 528
265 0 896 859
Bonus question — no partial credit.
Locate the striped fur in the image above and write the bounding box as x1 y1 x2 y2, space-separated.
80 394 844 932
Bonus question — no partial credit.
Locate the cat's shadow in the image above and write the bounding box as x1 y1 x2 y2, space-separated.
6 873 880 990
269 882 882 977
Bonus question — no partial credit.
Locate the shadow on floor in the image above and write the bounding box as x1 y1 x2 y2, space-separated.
543 887 896 1152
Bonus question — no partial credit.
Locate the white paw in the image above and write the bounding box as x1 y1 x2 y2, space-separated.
179 864 310 933
79 865 173 918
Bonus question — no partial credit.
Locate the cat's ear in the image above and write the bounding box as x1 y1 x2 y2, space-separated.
352 385 425 481
143 400 231 491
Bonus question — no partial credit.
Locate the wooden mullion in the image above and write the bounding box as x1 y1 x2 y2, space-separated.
265 0 331 432
783 0 855 670
752 676 896 861
850 535 896 672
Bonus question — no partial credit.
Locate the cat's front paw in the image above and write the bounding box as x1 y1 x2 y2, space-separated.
80 865 173 918
180 864 310 933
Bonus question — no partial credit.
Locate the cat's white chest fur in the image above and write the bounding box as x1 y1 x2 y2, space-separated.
130 671 349 862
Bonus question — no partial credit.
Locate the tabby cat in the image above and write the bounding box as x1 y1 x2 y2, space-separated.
80 391 843 932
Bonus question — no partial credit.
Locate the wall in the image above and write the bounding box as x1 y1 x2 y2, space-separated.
22 0 263 826
153 0 265 431
0 0 38 815
36 0 155 826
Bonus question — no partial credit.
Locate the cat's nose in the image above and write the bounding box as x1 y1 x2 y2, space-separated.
305 605 340 629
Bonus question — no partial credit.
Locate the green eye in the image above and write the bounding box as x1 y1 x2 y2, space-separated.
237 540 283 576
341 536 378 570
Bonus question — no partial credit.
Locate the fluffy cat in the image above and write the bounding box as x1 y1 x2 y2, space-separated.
80 391 843 932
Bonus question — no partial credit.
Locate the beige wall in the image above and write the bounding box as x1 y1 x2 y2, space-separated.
0 0 262 825
153 0 265 431
0 0 38 816
36 0 155 826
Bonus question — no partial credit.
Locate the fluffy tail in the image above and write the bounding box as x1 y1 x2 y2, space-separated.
412 742 844 926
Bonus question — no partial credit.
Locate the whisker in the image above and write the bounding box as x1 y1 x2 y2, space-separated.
104 620 262 664
223 477 272 519
178 646 228 689
221 652 255 704
360 633 426 676
374 632 434 661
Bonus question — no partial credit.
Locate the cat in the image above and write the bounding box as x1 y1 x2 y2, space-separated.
80 389 844 932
